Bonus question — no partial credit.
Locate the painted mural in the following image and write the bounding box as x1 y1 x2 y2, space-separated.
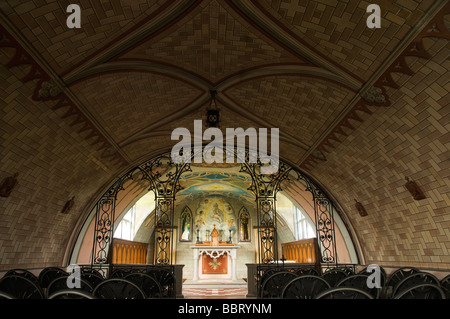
194 197 236 239
177 171 254 204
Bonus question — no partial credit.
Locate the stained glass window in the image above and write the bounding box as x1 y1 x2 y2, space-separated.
239 207 250 242
180 206 192 242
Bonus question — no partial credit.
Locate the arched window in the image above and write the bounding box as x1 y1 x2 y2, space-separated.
114 191 155 241
180 206 192 242
115 205 135 241
293 206 315 240
239 207 250 242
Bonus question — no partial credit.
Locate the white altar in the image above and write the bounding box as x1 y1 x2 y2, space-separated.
191 246 240 281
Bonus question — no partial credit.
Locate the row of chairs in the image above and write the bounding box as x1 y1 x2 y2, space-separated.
259 266 450 299
0 266 176 299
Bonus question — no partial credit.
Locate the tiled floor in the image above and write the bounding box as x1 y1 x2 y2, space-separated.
183 287 249 299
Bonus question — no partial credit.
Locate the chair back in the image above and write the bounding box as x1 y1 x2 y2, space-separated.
260 271 298 298
281 275 330 299
93 278 146 299
337 274 381 299
0 275 44 299
393 283 445 299
315 287 374 299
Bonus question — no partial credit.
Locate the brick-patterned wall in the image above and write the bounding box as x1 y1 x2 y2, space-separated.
260 0 436 81
69 72 202 143
0 1 448 274
305 37 449 269
0 0 167 73
120 0 301 83
0 62 121 270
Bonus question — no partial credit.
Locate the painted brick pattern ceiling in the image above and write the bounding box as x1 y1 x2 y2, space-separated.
0 0 448 270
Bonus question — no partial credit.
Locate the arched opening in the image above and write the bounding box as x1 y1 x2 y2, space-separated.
68 148 360 297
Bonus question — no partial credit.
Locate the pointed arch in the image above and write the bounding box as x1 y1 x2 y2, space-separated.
179 206 193 242
238 206 251 242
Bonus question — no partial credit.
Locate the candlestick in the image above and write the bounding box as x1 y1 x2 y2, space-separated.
196 227 201 244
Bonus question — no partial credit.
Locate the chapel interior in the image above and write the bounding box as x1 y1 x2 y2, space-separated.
0 0 449 300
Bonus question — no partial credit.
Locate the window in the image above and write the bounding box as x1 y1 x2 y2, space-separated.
115 206 135 241
114 192 155 241
293 206 315 240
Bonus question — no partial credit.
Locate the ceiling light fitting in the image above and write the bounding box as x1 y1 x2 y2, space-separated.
206 90 220 128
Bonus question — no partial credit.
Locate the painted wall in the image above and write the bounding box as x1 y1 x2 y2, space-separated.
174 196 257 280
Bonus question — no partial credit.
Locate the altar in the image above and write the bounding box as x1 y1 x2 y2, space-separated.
191 245 240 281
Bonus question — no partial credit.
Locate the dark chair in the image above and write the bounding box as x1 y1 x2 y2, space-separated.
93 278 146 299
336 267 354 276
393 283 445 299
48 289 97 299
391 272 440 298
281 275 330 299
125 273 163 298
260 271 298 298
81 267 104 277
109 268 134 279
46 275 94 298
337 274 381 299
38 267 68 289
385 267 419 290
315 287 374 299
440 274 450 299
4 269 40 286
0 275 44 299
81 271 104 288
321 268 349 287
258 268 281 288
146 268 176 298
294 268 319 276
0 290 16 299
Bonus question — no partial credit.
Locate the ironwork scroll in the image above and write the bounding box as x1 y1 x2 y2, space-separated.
241 157 291 264
89 147 340 268
293 171 338 264
92 196 115 265
141 153 191 265
91 170 138 268
90 154 190 267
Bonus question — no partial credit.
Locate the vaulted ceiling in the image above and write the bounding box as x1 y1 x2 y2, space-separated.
0 1 449 268
1 0 447 171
